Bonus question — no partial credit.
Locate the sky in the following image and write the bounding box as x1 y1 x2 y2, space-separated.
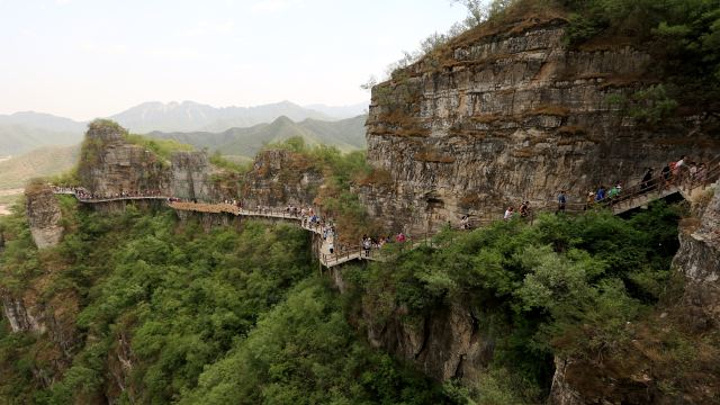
0 0 469 121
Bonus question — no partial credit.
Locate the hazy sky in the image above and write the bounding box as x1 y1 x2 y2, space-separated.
0 0 468 121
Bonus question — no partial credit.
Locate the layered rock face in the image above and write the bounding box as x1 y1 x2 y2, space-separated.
76 121 224 202
674 186 720 328
25 183 63 248
241 150 324 208
362 301 492 382
77 121 171 196
171 152 212 201
362 20 720 233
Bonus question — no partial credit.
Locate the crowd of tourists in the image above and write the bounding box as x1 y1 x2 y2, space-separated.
358 232 412 258
52 186 166 200
491 154 718 225
51 153 718 263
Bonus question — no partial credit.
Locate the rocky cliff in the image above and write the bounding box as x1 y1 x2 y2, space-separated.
25 183 63 249
361 15 720 233
171 151 213 201
241 149 324 209
674 186 720 329
76 120 219 202
78 120 171 196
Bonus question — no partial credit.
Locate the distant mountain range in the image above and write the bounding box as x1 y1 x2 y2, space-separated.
0 112 86 156
0 100 368 156
148 115 367 158
0 113 367 192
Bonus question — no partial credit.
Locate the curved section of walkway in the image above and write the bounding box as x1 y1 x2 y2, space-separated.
52 160 720 268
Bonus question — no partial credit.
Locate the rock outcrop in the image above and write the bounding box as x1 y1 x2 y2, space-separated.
171 152 213 201
362 301 492 382
77 120 171 196
2 295 46 333
361 18 720 233
76 120 227 202
25 183 63 249
674 186 720 329
241 149 324 208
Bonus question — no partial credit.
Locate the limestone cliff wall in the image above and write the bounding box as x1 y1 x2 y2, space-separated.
241 150 324 209
25 184 63 249
360 299 492 383
78 122 171 196
673 185 720 328
76 121 227 202
171 152 213 201
361 20 720 233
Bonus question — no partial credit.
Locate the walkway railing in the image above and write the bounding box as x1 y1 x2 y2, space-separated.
593 155 720 214
52 158 719 268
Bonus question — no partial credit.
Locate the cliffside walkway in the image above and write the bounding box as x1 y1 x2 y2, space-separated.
51 191 378 268
52 159 720 268
594 156 720 215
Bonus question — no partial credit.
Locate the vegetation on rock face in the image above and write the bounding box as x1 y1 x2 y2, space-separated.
560 0 720 110
0 177 701 403
123 134 195 162
247 137 381 243
345 203 683 402
0 201 446 404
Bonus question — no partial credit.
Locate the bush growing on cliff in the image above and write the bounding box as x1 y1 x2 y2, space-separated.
123 133 195 161
561 0 720 105
347 203 680 398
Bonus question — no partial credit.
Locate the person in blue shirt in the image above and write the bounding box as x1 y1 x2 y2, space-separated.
595 185 606 201
557 190 567 213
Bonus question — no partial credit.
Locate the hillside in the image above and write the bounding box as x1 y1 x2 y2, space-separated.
0 145 79 190
0 112 85 155
148 114 367 157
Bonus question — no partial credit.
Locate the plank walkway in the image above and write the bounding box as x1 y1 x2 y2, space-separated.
52 161 719 268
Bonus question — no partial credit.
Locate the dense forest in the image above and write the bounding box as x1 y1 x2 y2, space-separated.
1 184 698 403
0 199 449 404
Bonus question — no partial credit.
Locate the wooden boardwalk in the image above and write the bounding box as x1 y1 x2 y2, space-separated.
52 160 719 268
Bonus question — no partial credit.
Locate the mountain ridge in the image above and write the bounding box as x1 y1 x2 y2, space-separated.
0 100 369 156
148 114 367 158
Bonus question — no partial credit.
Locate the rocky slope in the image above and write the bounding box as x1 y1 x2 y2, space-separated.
673 186 720 331
76 120 218 202
25 183 64 249
361 15 720 234
241 149 324 209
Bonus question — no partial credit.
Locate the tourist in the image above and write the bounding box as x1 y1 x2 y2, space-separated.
640 168 654 191
362 237 371 257
504 206 514 220
396 233 406 243
460 215 469 230
689 161 698 180
661 164 672 188
557 190 567 213
607 182 621 201
520 201 530 219
595 185 606 202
